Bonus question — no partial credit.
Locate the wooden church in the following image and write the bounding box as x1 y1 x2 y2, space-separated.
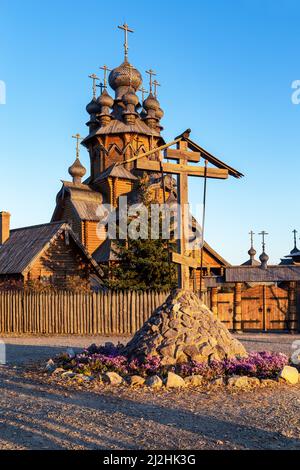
51 24 243 289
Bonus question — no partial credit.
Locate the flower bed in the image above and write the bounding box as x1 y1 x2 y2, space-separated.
55 343 289 383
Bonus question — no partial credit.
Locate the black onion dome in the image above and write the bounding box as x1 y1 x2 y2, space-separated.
86 98 101 115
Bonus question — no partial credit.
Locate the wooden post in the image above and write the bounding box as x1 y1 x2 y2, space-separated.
177 140 190 289
233 283 242 332
289 281 297 333
211 287 219 318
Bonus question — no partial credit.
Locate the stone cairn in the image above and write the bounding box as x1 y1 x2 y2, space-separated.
124 290 247 365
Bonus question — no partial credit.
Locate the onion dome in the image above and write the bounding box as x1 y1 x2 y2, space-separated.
143 93 159 113
109 59 142 100
123 90 139 107
259 251 269 269
248 246 256 258
97 88 114 108
86 98 101 115
68 157 86 185
156 107 164 120
122 90 139 124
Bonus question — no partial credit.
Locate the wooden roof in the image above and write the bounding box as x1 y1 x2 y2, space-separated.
0 221 103 278
94 164 138 183
205 265 300 286
177 133 244 179
52 181 103 222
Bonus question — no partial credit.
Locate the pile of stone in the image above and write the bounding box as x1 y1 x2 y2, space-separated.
124 289 247 365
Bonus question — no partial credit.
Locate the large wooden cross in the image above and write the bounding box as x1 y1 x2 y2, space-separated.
135 139 229 290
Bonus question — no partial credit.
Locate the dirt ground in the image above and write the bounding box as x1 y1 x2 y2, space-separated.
0 333 299 450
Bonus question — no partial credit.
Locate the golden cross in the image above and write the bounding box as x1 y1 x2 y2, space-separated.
139 86 148 102
146 69 156 93
153 80 161 98
100 65 111 89
72 133 83 160
88 74 100 99
118 23 134 60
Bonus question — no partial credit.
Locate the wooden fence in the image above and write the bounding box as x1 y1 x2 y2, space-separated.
0 290 169 335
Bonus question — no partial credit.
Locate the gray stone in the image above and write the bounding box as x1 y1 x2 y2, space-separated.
184 375 203 387
279 366 299 385
166 372 186 388
130 375 145 386
124 289 247 365
145 375 163 389
45 359 56 372
102 372 124 386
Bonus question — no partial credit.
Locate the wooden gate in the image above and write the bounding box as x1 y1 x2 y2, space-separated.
241 285 289 331
217 292 234 329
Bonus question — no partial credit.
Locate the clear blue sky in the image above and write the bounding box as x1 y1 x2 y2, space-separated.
0 0 299 264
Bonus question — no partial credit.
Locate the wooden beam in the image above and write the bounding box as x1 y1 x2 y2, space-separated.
136 159 228 179
172 252 200 269
165 148 201 162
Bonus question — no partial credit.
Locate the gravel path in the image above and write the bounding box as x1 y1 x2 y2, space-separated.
0 333 300 450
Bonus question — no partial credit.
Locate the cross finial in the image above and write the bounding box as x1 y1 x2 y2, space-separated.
146 69 157 93
72 133 83 160
88 74 100 99
153 80 161 98
293 229 298 249
249 230 255 248
100 65 111 89
96 82 105 95
139 86 148 102
118 23 134 60
259 230 269 252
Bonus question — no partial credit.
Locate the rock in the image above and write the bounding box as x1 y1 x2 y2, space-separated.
61 371 76 379
184 375 203 387
145 375 163 389
52 367 65 375
279 366 299 385
166 372 186 388
102 372 124 386
211 377 224 387
124 289 247 365
246 377 261 387
45 359 56 372
75 374 94 382
66 348 75 359
228 376 252 388
130 375 145 387
261 379 278 387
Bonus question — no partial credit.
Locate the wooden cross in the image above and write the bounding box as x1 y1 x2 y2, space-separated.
100 65 111 89
96 82 104 95
118 23 134 60
72 133 83 160
88 74 100 99
153 80 161 98
293 229 298 249
146 69 156 94
135 138 229 290
139 86 148 102
259 231 269 252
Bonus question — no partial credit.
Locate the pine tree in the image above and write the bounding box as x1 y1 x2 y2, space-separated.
103 174 177 291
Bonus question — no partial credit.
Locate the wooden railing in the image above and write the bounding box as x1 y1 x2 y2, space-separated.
0 290 169 335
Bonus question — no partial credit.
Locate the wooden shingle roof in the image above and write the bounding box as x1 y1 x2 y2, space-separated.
0 221 103 278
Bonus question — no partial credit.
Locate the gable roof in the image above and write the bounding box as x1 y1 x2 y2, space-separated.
94 164 138 183
0 221 103 278
175 132 244 179
52 181 103 222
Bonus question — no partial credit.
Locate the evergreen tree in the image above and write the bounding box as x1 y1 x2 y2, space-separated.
103 174 177 291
